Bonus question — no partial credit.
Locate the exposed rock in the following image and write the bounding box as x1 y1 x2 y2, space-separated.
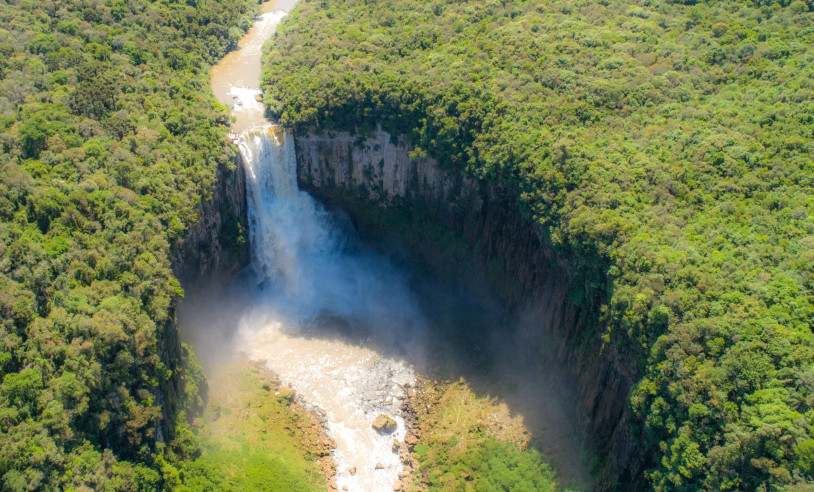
173 151 248 285
393 480 403 491
295 129 640 484
375 463 385 470
372 414 397 434
391 439 400 453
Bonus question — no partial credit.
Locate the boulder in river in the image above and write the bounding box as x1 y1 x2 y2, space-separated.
372 414 397 434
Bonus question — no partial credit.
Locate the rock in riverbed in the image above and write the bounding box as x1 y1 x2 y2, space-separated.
372 414 397 434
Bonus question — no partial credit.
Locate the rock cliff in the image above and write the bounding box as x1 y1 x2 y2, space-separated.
173 152 250 284
296 129 642 488
160 152 250 442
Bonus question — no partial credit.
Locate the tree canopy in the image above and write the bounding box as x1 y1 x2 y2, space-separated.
264 0 814 489
0 0 257 489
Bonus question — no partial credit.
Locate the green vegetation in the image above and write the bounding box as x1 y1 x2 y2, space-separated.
265 0 814 489
0 0 258 488
409 380 559 491
414 439 558 492
175 362 326 491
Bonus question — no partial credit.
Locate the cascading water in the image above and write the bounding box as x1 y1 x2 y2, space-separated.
241 127 322 296
237 125 424 491
210 4 426 489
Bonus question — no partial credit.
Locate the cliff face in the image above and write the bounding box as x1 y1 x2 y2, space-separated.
173 153 250 284
160 153 249 440
296 129 641 487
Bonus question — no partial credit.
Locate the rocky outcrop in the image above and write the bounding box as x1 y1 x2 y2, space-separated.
295 129 642 488
372 414 398 434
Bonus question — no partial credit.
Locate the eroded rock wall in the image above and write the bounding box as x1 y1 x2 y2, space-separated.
295 129 642 488
173 153 250 284
161 151 249 442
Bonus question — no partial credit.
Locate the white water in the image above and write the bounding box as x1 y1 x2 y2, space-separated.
211 3 426 489
237 127 424 491
211 9 288 133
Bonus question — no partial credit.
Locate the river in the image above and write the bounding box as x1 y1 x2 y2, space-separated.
210 2 423 490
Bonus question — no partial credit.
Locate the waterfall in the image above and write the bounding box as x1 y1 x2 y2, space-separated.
209 5 426 490
238 124 425 339
236 125 425 491
240 126 329 299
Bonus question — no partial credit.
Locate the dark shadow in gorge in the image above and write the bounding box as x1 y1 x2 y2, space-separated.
376 236 594 490
178 203 594 491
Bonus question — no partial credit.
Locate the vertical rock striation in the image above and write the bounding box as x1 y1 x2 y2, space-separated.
295 128 642 488
173 153 250 285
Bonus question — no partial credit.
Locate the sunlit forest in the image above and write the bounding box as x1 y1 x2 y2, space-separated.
1 0 813 488
0 0 258 488
264 0 814 489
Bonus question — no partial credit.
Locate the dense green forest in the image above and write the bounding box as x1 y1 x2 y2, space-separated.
0 0 258 488
264 0 814 489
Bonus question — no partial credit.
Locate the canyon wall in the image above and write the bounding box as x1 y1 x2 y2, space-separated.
160 153 249 441
295 129 642 488
173 152 250 285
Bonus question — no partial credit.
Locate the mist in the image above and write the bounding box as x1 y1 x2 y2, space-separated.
180 127 427 369
177 125 589 488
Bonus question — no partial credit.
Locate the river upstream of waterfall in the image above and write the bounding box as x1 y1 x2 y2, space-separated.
196 1 590 490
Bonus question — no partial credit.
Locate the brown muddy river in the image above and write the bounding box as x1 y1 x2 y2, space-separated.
210 0 297 133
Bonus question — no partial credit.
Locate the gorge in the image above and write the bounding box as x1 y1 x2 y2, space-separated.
3 0 810 489
186 0 814 489
181 0 598 489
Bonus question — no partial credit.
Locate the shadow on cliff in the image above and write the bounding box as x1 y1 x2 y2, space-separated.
178 211 593 491
399 253 593 490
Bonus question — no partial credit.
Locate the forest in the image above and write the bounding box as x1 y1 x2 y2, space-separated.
263 0 814 489
0 0 259 488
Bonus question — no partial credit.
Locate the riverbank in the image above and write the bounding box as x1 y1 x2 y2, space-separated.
399 377 573 491
182 357 333 490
